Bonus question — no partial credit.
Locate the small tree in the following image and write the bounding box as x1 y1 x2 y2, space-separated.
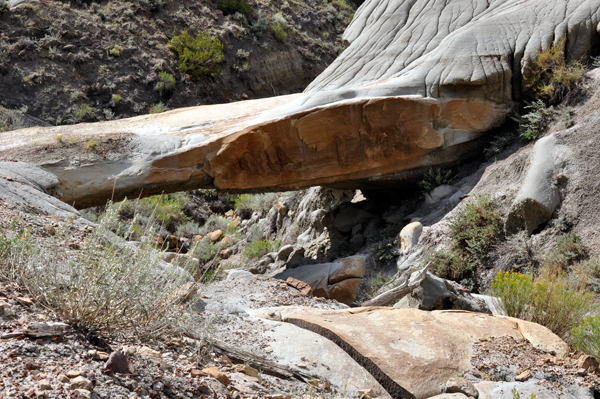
168 29 224 77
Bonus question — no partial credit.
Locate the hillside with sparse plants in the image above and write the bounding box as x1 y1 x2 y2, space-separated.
0 0 356 130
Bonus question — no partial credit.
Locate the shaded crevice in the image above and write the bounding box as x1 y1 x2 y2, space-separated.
285 317 416 399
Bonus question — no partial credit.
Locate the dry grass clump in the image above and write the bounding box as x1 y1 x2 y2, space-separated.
524 38 585 104
0 202 206 342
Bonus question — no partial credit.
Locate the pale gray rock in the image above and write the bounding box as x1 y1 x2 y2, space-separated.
426 185 456 205
394 272 485 312
474 380 594 399
251 317 392 399
26 322 69 338
445 377 478 398
277 244 294 261
505 135 562 234
398 221 423 252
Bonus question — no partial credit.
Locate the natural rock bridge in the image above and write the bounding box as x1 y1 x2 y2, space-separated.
2 0 600 209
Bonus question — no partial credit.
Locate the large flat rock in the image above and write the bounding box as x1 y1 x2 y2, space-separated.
2 0 600 207
255 307 569 399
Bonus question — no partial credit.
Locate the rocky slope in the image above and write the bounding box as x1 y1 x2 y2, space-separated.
4 0 600 397
0 0 353 126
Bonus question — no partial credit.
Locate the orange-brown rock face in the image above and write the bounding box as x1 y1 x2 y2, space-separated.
201 96 498 191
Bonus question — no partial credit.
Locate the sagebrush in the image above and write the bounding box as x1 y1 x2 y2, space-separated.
0 203 206 342
430 195 501 281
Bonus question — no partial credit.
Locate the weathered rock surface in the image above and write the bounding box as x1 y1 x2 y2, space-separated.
505 135 564 234
393 272 485 312
398 221 423 252
274 255 366 305
4 0 599 207
258 307 569 399
474 380 594 399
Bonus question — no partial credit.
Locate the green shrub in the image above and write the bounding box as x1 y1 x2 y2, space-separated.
175 221 203 237
429 195 501 282
511 389 537 399
168 29 224 77
149 102 168 114
366 272 394 297
234 193 278 217
513 100 554 141
491 271 534 320
191 237 221 263
561 106 574 128
524 38 585 103
449 195 501 262
491 269 594 338
572 315 600 360
109 44 123 57
0 205 205 342
198 214 230 235
122 193 190 233
242 239 281 261
217 0 251 16
374 241 399 262
84 139 96 151
503 230 538 272
73 104 95 122
572 257 600 293
426 248 473 281
543 232 586 271
234 194 254 212
272 22 288 42
418 167 454 194
155 71 176 96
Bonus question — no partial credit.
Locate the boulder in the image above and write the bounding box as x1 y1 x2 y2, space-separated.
398 222 423 252
207 229 223 243
445 377 478 398
505 135 562 234
425 185 456 205
277 244 294 261
393 272 485 312
259 307 569 399
274 255 366 305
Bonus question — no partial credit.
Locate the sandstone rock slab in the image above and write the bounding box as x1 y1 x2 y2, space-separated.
258 307 568 399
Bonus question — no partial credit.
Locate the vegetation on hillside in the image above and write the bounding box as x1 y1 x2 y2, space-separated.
0 0 354 127
515 38 587 141
427 195 502 286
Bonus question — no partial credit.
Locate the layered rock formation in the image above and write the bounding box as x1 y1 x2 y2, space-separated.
2 0 600 208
